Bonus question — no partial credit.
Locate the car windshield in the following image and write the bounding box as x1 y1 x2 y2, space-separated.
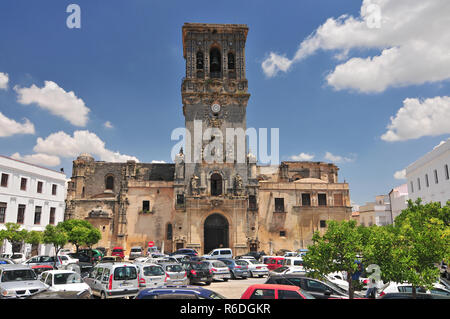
236 260 247 266
143 266 165 276
249 260 260 265
166 265 183 272
131 248 141 252
2 269 37 282
54 272 82 285
114 266 137 280
112 249 123 253
11 254 23 259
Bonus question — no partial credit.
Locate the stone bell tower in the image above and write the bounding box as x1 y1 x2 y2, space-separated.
175 23 258 255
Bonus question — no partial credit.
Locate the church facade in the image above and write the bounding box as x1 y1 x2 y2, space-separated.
64 23 352 256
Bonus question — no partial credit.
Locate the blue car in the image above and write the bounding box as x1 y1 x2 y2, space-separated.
135 285 226 299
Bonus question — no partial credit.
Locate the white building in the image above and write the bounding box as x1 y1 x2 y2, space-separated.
359 195 392 226
388 183 408 223
405 138 450 206
0 155 66 256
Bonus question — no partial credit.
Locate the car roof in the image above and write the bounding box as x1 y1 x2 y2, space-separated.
42 270 78 274
96 262 136 267
247 284 300 291
0 264 32 270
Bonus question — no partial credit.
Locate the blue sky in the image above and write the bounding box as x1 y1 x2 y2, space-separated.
0 0 449 206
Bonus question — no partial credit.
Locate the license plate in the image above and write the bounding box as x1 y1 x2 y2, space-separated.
120 283 131 287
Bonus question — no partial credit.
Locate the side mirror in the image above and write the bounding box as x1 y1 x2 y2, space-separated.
324 289 332 296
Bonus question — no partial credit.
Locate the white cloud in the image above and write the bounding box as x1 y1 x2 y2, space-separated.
261 0 450 93
0 72 8 90
0 112 35 137
151 160 166 164
11 152 61 167
289 152 315 161
381 96 450 142
15 81 90 126
394 169 406 180
33 130 139 163
324 151 355 163
103 121 113 129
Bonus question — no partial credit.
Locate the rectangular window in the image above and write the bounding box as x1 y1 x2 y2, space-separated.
17 204 26 224
37 181 43 194
142 200 150 212
279 230 286 237
445 165 449 180
20 178 27 191
434 169 439 184
34 206 42 225
425 174 429 187
274 198 284 212
52 184 57 196
302 193 311 206
333 193 343 206
176 194 185 205
320 220 327 228
410 181 414 193
1 173 8 187
49 207 56 225
417 178 421 191
318 194 327 206
249 195 257 209
0 202 6 223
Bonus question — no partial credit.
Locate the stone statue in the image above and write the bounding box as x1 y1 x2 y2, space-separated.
234 174 243 195
191 175 199 195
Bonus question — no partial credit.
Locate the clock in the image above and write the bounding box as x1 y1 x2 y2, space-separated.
211 103 221 113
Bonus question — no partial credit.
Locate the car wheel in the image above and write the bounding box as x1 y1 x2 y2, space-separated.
101 291 107 299
223 278 228 282
205 280 212 286
231 271 236 279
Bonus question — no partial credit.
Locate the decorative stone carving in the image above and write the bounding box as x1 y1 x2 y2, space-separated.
234 174 244 195
190 175 200 195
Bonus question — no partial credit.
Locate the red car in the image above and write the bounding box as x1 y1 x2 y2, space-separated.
265 257 285 271
241 284 314 299
31 264 54 276
111 247 125 259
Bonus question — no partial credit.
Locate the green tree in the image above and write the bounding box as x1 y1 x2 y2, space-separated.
390 199 450 298
58 219 100 252
43 224 68 267
25 230 43 256
3 223 28 253
302 220 363 299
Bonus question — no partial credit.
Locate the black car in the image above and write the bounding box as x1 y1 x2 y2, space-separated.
379 292 450 299
68 253 95 274
265 274 358 299
181 261 213 285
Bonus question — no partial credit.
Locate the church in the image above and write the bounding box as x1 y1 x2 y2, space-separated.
64 23 352 256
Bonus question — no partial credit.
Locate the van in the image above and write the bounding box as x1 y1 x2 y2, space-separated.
202 248 233 260
83 262 139 299
129 246 143 260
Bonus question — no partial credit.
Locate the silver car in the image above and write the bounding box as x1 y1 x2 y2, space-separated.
160 263 189 285
129 247 143 260
202 260 231 282
135 263 166 288
0 264 48 299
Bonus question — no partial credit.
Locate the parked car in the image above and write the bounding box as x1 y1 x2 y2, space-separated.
159 263 188 285
0 258 14 265
261 255 277 264
22 255 62 268
78 249 103 262
202 248 233 260
39 270 92 295
220 259 249 279
10 253 26 264
265 273 359 299
135 263 166 289
235 255 257 261
201 260 231 282
169 248 198 258
182 261 213 285
154 257 179 264
95 247 107 256
378 281 450 297
0 254 12 259
83 262 139 299
378 292 450 299
68 253 95 273
264 257 285 271
57 254 79 266
283 252 298 257
0 264 48 299
239 259 269 278
136 285 226 299
283 257 304 268
146 247 160 256
129 246 143 260
26 289 92 299
241 284 315 299
31 264 54 276
111 247 125 260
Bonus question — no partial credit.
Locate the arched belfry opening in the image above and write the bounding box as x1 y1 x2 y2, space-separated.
210 173 222 196
210 47 221 78
204 213 229 254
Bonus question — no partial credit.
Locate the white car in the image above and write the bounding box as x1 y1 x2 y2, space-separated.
57 255 79 266
378 281 450 297
283 252 298 257
326 272 350 290
10 253 26 264
283 257 304 270
239 259 269 278
40 270 92 295
202 248 233 260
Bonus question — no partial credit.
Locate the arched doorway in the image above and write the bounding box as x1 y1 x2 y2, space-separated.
204 213 229 254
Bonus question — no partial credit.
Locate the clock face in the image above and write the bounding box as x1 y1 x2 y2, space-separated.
211 103 221 113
